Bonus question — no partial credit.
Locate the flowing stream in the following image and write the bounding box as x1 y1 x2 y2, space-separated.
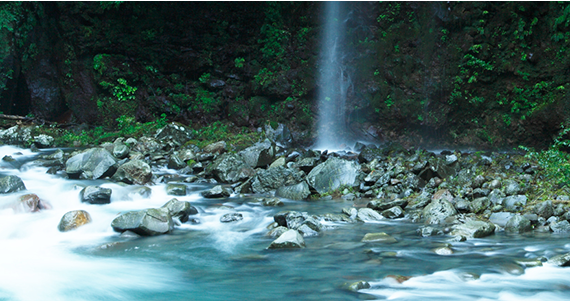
1 145 570 300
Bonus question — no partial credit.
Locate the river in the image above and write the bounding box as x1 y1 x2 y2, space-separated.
0 145 569 301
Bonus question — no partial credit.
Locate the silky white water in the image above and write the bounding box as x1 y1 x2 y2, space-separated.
2 145 570 300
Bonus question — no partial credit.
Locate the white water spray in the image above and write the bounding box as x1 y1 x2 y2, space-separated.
315 2 352 151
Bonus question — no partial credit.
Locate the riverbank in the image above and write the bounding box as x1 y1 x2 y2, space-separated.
1 121 570 299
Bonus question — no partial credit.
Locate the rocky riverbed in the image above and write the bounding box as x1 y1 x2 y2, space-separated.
1 122 570 300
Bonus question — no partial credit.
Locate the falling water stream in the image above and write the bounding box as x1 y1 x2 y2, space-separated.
1 145 570 300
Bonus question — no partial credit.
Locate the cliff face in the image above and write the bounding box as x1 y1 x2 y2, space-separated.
1 2 569 148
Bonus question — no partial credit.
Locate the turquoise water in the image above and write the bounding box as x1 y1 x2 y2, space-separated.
1 145 570 301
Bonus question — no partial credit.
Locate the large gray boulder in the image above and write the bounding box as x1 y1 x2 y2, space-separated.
489 212 515 227
132 137 162 155
505 215 532 233
206 153 255 183
535 200 554 219
548 252 570 267
267 229 305 249
66 148 118 179
0 125 32 146
451 219 495 239
422 199 457 224
357 208 384 222
275 181 311 200
306 157 360 194
111 208 174 236
0 175 26 194
161 198 198 223
264 123 293 147
503 195 527 211
273 211 322 232
251 166 304 194
13 193 51 213
80 186 112 204
239 139 276 168
201 185 232 198
112 159 152 185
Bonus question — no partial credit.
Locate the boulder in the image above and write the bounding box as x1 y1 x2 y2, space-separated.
548 252 570 267
503 195 527 211
267 226 289 238
0 125 32 146
504 180 521 196
36 149 65 168
220 213 243 223
58 210 92 232
132 137 162 155
381 206 404 219
203 141 227 154
32 134 54 148
112 159 153 185
0 175 26 194
166 184 187 196
111 208 174 236
260 197 284 207
273 211 322 232
306 157 360 194
201 185 232 198
505 215 532 233
80 186 112 204
535 201 554 219
489 212 515 227
357 208 384 222
14 193 51 213
269 157 286 169
417 226 443 237
239 139 276 168
275 181 310 200
251 166 304 194
264 123 293 147
267 229 305 249
295 157 320 173
112 143 130 159
167 154 186 169
367 198 407 211
65 148 118 179
154 123 193 148
469 197 490 214
451 219 495 239
161 198 198 223
550 220 570 233
422 199 457 224
361 232 397 244
342 281 370 292
206 153 255 183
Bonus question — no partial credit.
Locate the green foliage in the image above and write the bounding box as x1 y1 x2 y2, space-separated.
234 57 245 68
93 54 110 74
198 73 211 84
520 125 570 186
192 87 219 114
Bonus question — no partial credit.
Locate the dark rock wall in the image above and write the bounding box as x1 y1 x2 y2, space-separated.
0 2 569 148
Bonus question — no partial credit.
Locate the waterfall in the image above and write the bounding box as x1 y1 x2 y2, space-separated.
315 2 352 151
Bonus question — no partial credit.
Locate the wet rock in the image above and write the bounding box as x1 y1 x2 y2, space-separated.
275 181 310 200
267 229 305 249
267 226 289 238
58 210 92 232
433 246 453 255
161 198 198 223
201 185 231 198
368 198 407 211
469 197 490 214
422 199 457 224
269 157 286 169
408 191 432 209
203 140 227 154
417 226 443 237
504 180 521 196
167 154 186 170
166 184 187 196
357 208 384 222
306 157 360 194
251 166 303 194
112 143 130 159
14 193 51 213
503 195 527 211
261 197 284 207
132 137 162 155
0 125 32 146
535 201 554 219
342 280 370 292
342 207 358 220
66 148 118 179
361 232 397 244
111 208 174 236
548 252 570 266
32 134 54 148
264 123 293 147
112 159 152 185
451 219 495 239
489 212 515 227
488 189 506 205
206 153 255 183
0 175 26 194
505 215 532 233
358 147 385 163
239 139 276 168
454 198 471 212
220 213 243 223
273 211 322 232
550 220 570 233
514 258 543 268
320 213 352 222
80 186 112 204
472 188 490 198
296 157 320 173
154 123 193 149
381 206 404 219
297 224 319 237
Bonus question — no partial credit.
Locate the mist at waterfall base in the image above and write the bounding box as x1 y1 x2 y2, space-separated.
2 145 570 300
